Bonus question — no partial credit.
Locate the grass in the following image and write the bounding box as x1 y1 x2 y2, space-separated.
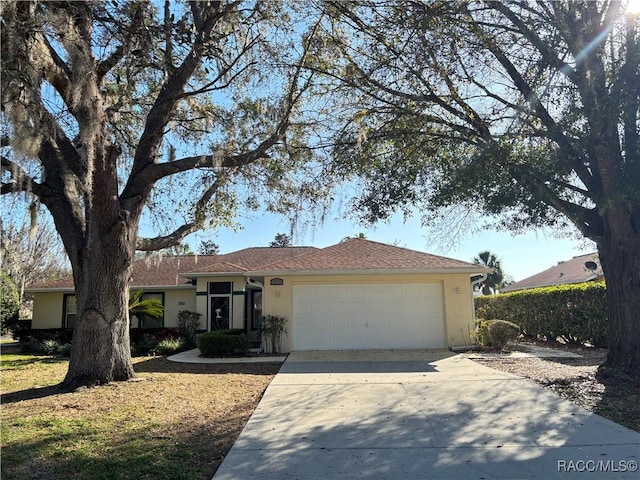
1 353 280 480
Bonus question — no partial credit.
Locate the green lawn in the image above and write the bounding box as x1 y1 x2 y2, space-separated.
1 353 279 480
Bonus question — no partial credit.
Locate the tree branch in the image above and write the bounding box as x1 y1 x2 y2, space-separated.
96 3 147 81
136 175 224 251
1 156 42 196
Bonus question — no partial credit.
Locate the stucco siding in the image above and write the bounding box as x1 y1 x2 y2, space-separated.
264 273 476 353
161 289 197 328
31 292 66 329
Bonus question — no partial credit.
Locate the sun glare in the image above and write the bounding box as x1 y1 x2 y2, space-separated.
627 0 640 14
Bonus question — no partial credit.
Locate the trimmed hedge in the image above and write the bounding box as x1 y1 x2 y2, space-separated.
475 282 608 347
197 329 250 357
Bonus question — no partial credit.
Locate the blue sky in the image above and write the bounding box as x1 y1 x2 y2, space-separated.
186 209 596 283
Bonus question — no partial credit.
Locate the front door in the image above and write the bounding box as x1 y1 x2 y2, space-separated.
210 297 230 330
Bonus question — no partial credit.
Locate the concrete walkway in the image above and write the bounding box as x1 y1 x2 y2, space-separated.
213 350 639 480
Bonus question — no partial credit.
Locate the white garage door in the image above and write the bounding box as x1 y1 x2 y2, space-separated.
292 283 445 350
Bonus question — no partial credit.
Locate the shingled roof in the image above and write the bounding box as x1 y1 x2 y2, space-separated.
27 240 486 291
502 252 603 292
27 255 219 291
184 247 319 275
254 238 488 273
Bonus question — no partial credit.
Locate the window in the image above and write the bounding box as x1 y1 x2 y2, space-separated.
132 292 164 329
63 294 77 329
209 282 232 294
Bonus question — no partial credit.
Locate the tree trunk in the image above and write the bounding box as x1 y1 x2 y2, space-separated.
63 228 136 388
597 211 640 381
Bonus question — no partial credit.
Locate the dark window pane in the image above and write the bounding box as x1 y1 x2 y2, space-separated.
209 282 232 294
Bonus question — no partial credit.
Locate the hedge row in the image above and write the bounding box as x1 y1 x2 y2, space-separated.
197 329 250 357
475 282 608 348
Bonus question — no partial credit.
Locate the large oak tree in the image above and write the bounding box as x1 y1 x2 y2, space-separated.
1 0 318 386
316 1 639 378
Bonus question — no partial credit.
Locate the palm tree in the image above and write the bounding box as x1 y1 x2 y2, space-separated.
129 290 164 327
473 251 506 295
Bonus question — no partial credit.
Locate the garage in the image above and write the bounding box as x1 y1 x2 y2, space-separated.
292 283 445 350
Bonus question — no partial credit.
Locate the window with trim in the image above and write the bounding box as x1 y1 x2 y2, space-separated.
63 294 77 329
132 292 165 329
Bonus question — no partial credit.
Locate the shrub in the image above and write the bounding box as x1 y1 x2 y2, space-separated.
154 337 186 356
259 315 287 354
176 310 201 348
198 329 250 357
13 328 73 344
40 339 72 357
1 271 20 334
486 320 520 350
474 319 491 347
475 282 608 347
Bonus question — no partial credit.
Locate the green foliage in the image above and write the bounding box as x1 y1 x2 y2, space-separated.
197 329 250 357
259 315 288 354
41 339 72 357
486 320 520 350
176 310 201 348
1 271 20 333
475 283 608 347
198 240 220 255
473 251 509 294
154 337 186 356
474 320 491 347
269 233 292 248
128 290 164 321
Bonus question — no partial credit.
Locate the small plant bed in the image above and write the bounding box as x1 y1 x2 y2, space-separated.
472 343 640 433
1 353 280 480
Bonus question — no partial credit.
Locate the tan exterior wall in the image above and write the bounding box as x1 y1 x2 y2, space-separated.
161 289 197 328
31 292 66 329
194 276 247 331
31 289 197 330
263 273 476 353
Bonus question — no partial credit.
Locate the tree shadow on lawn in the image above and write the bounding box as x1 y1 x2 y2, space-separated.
133 355 281 376
1 384 71 404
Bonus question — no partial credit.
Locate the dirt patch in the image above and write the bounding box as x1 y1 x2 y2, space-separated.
473 347 640 432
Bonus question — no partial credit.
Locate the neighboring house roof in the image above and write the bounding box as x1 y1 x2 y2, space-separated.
502 252 603 292
26 240 487 291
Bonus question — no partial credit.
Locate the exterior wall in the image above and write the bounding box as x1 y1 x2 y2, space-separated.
161 289 197 328
31 292 66 329
263 273 476 353
31 289 196 330
194 276 247 331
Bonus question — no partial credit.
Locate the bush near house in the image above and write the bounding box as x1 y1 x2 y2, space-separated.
0 271 20 334
475 282 608 347
12 328 74 344
198 329 250 357
489 320 520 349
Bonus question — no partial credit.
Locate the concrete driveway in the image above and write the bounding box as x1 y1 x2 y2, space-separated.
213 350 640 479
